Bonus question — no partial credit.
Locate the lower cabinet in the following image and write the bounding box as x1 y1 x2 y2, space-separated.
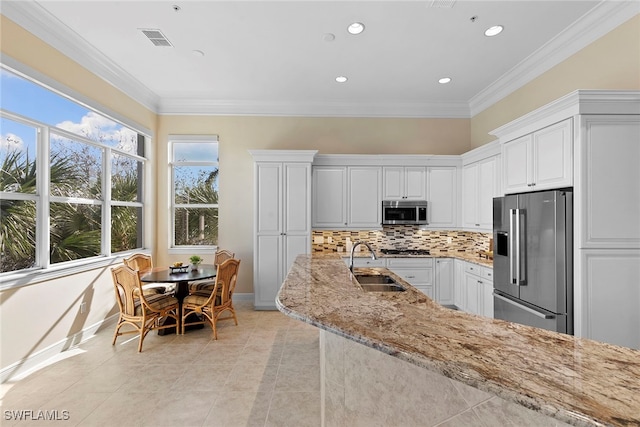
454 260 466 311
435 258 454 306
387 258 434 300
461 262 494 318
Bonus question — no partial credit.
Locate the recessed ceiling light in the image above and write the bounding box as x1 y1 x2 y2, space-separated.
484 25 503 37
347 22 365 35
192 50 205 57
336 76 348 83
438 77 452 84
323 33 336 42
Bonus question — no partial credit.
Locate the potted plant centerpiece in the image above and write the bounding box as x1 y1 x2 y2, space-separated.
189 255 203 271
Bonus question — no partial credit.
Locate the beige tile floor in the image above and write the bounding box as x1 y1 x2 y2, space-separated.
0 301 321 427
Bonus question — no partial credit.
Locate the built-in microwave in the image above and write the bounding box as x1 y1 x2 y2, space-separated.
382 200 428 225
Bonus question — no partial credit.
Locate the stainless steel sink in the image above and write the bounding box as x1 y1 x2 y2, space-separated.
354 275 406 292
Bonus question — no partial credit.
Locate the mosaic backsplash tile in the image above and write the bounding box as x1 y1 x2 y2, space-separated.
312 226 492 255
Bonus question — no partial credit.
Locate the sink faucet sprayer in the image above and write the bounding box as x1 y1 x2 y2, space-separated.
349 241 377 273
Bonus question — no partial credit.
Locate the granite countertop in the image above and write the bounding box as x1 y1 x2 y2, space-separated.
276 253 640 427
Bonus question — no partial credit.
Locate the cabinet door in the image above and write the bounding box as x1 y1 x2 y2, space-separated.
382 167 404 200
464 273 481 315
462 163 478 228
435 258 454 305
482 276 494 318
427 167 457 228
312 167 347 227
256 163 282 234
284 163 310 234
532 119 572 191
284 234 309 280
454 260 466 311
348 167 382 228
254 235 282 309
503 135 531 194
404 167 426 200
477 158 497 229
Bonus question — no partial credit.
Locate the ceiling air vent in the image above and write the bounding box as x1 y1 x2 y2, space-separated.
140 29 173 47
429 0 456 7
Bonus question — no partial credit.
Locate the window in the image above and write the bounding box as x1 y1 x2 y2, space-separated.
0 67 147 275
170 136 219 249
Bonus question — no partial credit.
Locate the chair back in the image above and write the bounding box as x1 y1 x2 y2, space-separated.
212 258 240 306
111 265 143 317
124 253 153 273
214 249 235 266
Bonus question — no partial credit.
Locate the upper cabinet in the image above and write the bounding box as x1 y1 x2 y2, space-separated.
383 167 426 200
312 165 381 229
502 118 573 194
461 142 501 231
426 166 458 228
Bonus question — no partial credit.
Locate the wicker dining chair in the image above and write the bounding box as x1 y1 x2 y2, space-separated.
124 253 173 295
188 249 235 293
111 265 180 352
181 258 240 339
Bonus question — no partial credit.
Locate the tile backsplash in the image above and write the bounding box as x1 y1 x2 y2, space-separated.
312 226 492 255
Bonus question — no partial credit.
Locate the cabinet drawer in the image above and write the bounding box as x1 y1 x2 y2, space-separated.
413 284 434 299
464 263 483 276
482 268 493 282
345 258 386 268
387 258 434 268
390 268 433 284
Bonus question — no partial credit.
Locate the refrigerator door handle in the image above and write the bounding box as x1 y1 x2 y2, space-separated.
494 293 555 319
515 208 524 286
509 209 516 285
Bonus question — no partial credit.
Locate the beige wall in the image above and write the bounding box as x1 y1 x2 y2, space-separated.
156 116 470 294
471 14 640 148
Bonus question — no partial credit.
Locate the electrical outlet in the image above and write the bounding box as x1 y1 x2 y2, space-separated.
446 237 453 244
80 302 86 314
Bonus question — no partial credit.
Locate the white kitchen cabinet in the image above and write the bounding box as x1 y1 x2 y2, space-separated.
462 156 499 230
454 260 466 311
251 150 316 310
426 166 458 228
348 167 382 228
503 118 573 194
312 166 347 228
435 258 454 306
313 166 381 229
343 256 386 268
387 258 434 299
461 262 493 318
383 167 426 200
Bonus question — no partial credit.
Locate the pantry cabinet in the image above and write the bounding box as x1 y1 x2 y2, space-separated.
502 118 572 194
383 167 426 200
251 150 317 310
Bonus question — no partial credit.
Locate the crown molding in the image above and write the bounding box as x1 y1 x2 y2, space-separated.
469 1 640 117
157 98 471 118
1 0 161 113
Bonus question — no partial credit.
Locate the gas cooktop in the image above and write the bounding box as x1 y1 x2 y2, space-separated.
380 248 431 256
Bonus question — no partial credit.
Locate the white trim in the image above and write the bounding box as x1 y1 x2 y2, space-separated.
460 140 501 166
312 154 461 167
167 134 219 142
249 150 318 163
0 314 118 384
469 1 640 116
0 1 160 114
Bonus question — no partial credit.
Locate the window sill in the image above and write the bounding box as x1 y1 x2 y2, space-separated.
0 251 150 291
168 246 218 256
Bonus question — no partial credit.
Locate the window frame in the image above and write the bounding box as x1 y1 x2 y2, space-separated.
0 62 152 290
168 134 219 254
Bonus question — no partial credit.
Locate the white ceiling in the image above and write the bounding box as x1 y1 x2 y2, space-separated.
2 1 638 117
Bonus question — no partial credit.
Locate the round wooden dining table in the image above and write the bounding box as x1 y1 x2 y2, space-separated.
140 264 217 334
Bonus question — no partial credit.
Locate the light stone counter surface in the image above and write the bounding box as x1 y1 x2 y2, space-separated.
276 253 640 427
345 250 493 267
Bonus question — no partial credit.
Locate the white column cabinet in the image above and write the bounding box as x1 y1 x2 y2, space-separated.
503 118 573 194
435 258 454 306
252 150 316 310
427 167 458 228
383 167 426 200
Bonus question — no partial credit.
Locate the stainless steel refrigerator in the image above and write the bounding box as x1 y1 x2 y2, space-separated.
493 190 573 334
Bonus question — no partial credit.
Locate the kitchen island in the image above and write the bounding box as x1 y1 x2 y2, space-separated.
276 253 640 427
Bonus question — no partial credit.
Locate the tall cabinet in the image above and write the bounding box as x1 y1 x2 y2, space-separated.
491 90 640 349
250 150 317 310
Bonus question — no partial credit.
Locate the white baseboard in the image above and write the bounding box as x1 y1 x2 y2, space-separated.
0 314 118 384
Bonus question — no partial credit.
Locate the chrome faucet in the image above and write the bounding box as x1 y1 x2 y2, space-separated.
349 241 377 273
